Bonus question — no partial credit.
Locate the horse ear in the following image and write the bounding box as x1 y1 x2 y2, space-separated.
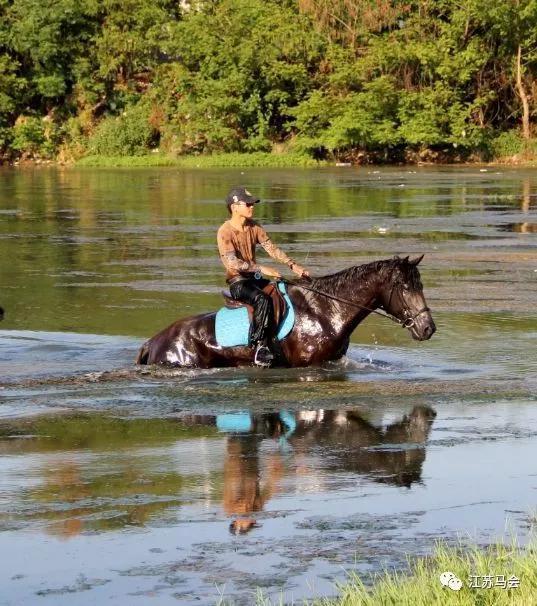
410 254 424 266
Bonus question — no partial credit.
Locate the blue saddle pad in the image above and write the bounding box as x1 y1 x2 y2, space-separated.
216 413 253 433
215 282 295 348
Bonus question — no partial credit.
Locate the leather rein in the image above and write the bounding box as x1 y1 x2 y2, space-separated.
281 278 430 329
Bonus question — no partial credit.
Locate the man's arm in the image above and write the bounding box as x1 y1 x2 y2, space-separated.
256 225 309 277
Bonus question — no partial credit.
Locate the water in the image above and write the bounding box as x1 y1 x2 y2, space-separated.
0 166 536 604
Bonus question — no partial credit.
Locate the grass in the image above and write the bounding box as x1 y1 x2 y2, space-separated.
76 152 326 168
248 539 537 605
313 539 536 606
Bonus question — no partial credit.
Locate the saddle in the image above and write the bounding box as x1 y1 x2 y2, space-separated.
215 281 295 348
221 282 287 329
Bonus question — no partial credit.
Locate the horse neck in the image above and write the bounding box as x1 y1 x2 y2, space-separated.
310 266 385 336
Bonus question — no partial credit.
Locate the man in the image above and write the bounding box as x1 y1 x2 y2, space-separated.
217 187 310 366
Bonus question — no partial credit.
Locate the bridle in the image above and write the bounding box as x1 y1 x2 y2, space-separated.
282 278 430 330
383 280 431 329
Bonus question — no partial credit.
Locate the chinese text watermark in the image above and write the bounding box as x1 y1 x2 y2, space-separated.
440 571 520 591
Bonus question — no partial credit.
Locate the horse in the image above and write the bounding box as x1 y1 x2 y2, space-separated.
135 255 436 368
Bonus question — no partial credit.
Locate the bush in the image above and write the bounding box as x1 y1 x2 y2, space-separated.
490 130 525 158
0 127 13 156
86 103 158 157
11 116 60 158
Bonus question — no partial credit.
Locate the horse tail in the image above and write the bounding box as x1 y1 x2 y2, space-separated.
135 341 150 365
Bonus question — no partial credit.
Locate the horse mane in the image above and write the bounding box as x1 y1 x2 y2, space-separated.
310 256 422 295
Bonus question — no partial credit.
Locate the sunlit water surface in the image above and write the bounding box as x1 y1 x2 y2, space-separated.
0 166 536 605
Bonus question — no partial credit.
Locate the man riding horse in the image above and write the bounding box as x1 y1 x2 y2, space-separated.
136 213 435 368
217 187 310 366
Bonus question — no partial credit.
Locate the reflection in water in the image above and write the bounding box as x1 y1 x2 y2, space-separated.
291 406 436 487
0 407 435 538
189 406 436 532
501 222 537 233
0 415 218 537
223 435 283 534
501 177 536 233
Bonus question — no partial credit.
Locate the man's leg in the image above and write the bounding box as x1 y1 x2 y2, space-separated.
229 279 275 365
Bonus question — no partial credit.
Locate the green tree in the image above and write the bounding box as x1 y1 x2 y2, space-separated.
156 0 325 153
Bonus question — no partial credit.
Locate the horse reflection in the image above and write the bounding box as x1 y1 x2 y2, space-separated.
289 406 436 487
185 405 436 532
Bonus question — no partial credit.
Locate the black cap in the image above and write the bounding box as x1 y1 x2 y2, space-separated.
225 187 260 213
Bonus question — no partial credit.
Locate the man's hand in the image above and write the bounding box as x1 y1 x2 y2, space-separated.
291 263 310 279
259 265 282 278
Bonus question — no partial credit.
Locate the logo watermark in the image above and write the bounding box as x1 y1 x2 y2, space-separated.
440 571 463 591
469 574 520 589
440 572 520 591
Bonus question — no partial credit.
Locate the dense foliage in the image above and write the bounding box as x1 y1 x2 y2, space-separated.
1 0 536 162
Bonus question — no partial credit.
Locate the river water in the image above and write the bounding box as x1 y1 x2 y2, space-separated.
0 166 536 605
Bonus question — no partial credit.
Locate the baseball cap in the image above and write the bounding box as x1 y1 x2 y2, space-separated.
225 187 260 212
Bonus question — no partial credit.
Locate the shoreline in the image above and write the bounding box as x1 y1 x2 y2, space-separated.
1 151 536 169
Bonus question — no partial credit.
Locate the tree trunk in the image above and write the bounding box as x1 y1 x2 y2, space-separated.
516 45 531 139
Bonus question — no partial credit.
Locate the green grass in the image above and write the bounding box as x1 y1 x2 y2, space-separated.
249 539 537 605
76 152 326 168
313 539 536 606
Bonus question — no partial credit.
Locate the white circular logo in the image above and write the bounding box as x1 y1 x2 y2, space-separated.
440 571 455 586
448 577 463 591
440 571 462 591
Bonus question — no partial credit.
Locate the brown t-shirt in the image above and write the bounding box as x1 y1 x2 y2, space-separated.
217 219 294 281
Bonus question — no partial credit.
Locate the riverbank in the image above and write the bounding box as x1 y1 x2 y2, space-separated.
79 154 537 169
76 152 327 168
6 150 534 169
310 540 536 606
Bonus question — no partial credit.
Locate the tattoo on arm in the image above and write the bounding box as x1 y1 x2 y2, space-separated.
222 251 256 272
260 238 293 266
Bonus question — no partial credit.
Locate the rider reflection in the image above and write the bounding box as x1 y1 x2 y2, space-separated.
218 413 286 534
213 406 436 534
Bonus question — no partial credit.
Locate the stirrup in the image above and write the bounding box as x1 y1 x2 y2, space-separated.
254 344 274 367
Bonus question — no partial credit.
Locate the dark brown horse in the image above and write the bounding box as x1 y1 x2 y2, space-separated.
136 255 435 368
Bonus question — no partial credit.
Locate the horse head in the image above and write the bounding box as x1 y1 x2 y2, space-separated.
380 255 436 341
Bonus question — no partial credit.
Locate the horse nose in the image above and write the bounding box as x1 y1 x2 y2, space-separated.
423 321 436 339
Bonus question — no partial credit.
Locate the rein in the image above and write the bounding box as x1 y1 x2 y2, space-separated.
281 278 429 329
